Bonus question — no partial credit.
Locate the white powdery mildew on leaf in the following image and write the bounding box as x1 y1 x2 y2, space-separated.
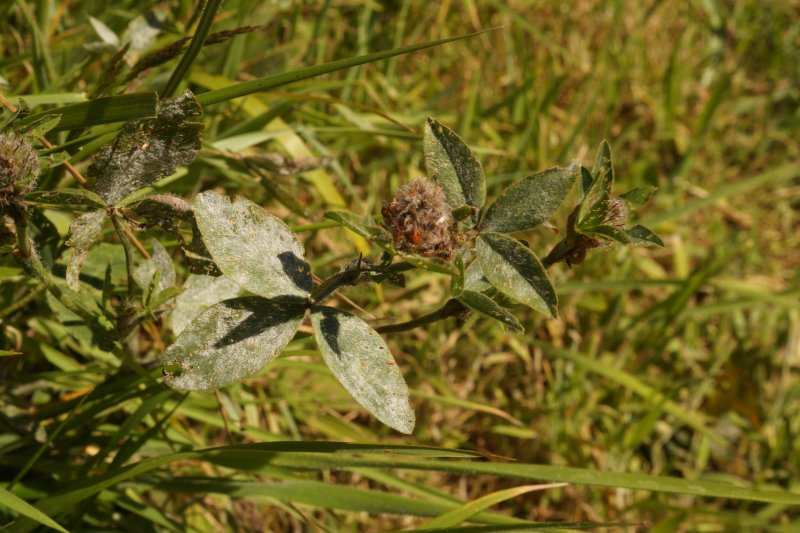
194 191 312 301
66 209 107 291
90 91 203 205
423 117 486 219
458 289 523 332
480 163 578 233
311 306 415 434
477 232 558 318
133 239 176 297
163 297 303 390
170 274 241 335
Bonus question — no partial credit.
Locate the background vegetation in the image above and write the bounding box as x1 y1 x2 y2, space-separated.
1 0 798 530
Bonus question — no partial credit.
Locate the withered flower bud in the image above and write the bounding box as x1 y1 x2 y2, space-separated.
0 132 39 207
382 177 457 260
562 197 630 266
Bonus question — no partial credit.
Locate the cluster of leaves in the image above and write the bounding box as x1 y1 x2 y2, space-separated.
160 118 662 435
1 75 657 433
1 74 660 436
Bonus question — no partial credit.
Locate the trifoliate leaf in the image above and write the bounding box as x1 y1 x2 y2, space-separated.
480 163 578 233
311 306 415 434
163 297 304 390
458 290 523 332
170 274 242 335
194 190 312 302
424 117 485 221
477 232 557 318
66 209 106 291
90 90 203 205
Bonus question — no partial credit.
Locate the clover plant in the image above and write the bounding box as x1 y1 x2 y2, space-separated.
2 93 661 435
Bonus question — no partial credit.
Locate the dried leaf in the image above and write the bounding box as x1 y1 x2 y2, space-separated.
90 90 203 205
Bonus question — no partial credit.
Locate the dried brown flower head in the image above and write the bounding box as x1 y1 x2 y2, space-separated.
0 133 39 206
382 177 457 260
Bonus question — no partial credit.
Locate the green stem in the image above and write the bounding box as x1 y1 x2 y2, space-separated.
375 299 467 334
162 0 224 98
111 215 136 297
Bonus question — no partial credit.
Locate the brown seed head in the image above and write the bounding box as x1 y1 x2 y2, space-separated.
0 133 39 206
382 177 457 260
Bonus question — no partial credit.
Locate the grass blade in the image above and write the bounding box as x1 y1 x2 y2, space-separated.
0 488 68 533
16 93 158 132
421 483 567 528
196 29 496 106
161 0 224 97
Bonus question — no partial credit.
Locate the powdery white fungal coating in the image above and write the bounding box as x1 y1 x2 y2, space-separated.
164 297 303 390
311 306 415 434
194 191 312 300
477 232 558 319
170 274 241 335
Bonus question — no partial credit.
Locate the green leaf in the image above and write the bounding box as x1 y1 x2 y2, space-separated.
65 209 107 291
0 487 69 533
578 141 615 224
15 92 158 132
480 163 578 233
619 186 657 207
26 189 107 209
463 260 493 293
323 210 392 244
170 274 241 335
477 233 557 318
133 239 176 299
23 114 61 137
311 306 415 434
583 224 631 245
194 190 312 301
89 91 203 205
196 30 494 106
628 224 665 247
424 117 486 220
163 297 304 390
579 165 593 197
591 139 614 190
422 483 566 528
458 290 523 332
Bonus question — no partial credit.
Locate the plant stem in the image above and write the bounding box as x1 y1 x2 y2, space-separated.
375 299 467 334
541 238 576 269
111 215 136 297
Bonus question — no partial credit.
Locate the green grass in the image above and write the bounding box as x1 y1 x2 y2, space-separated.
1 0 799 531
